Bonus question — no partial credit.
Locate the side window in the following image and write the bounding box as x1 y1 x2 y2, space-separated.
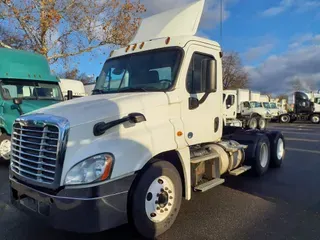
186 53 215 93
226 95 235 106
243 101 250 108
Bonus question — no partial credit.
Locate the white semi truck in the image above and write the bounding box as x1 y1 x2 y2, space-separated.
223 89 272 129
9 1 286 238
58 79 87 100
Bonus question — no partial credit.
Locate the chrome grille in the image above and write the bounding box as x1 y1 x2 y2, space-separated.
11 123 60 184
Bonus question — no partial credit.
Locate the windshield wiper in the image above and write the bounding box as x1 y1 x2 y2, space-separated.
118 87 148 92
92 89 105 95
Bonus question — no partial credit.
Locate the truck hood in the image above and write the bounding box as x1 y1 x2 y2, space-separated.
28 92 169 127
20 100 61 114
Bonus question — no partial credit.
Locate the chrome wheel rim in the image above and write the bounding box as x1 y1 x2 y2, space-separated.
145 176 175 223
260 143 269 168
277 138 284 160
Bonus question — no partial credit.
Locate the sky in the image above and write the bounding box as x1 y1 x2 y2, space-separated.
73 0 320 95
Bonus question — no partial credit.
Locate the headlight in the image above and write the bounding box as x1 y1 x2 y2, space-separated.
64 153 114 185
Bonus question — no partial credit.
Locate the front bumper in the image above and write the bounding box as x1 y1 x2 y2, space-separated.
9 174 136 233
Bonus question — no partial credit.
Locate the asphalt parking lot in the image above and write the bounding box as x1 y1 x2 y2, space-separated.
1 122 320 240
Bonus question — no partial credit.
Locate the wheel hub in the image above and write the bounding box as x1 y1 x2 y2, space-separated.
158 191 169 208
145 176 175 223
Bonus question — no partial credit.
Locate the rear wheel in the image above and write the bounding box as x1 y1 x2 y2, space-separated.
310 114 320 124
280 114 290 123
270 134 285 168
257 118 267 130
128 160 182 239
251 135 270 176
248 117 258 129
0 134 11 161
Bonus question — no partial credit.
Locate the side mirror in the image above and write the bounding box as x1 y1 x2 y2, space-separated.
96 76 99 82
189 97 199 110
201 59 216 93
67 90 73 100
13 98 22 105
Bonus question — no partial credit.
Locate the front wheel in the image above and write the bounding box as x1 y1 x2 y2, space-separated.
270 133 285 168
280 114 290 123
0 134 11 161
128 160 182 239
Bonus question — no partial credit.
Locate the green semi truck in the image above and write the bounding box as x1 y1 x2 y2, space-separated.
0 48 64 160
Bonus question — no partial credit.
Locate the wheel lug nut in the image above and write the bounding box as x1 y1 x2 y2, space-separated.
160 210 164 213
170 196 173 199
168 190 172 194
165 187 168 191
157 207 160 210
165 208 168 211
150 213 156 218
158 179 163 184
168 203 172 206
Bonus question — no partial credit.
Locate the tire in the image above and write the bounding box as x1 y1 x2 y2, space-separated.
128 160 182 239
269 133 285 168
248 117 258 129
280 114 290 123
310 114 320 124
251 135 270 176
257 117 267 130
0 133 11 161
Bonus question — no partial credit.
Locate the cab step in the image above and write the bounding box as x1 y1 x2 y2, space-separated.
194 178 225 192
191 152 219 164
229 165 251 176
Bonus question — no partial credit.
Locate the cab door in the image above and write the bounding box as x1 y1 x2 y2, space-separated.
224 94 236 118
180 44 222 145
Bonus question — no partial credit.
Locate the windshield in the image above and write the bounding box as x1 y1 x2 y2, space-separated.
250 101 262 108
0 79 63 101
94 48 182 93
270 102 277 108
263 102 270 108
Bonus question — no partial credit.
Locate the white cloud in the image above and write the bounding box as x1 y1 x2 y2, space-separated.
261 0 293 17
141 0 235 30
244 43 274 62
246 44 320 94
261 0 320 17
289 33 320 48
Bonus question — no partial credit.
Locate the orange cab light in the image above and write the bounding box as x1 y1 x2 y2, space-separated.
139 42 145 49
165 37 171 45
177 131 183 137
109 50 114 57
125 45 130 52
132 44 137 51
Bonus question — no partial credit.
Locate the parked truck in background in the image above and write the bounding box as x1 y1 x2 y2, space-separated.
9 1 286 238
279 91 320 124
0 48 64 160
223 89 272 129
59 78 88 100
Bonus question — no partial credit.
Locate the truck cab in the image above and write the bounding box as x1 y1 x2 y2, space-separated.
0 48 63 160
9 1 285 238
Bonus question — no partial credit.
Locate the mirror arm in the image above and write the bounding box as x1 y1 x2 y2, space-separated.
199 92 210 104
